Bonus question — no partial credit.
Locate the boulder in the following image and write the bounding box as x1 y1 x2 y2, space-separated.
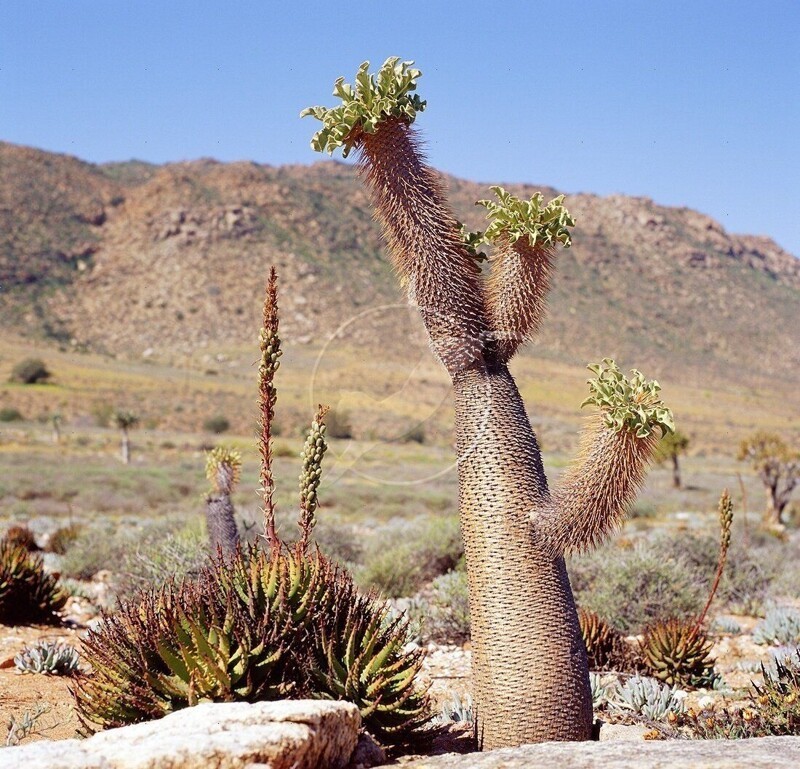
0 700 360 769
397 736 800 768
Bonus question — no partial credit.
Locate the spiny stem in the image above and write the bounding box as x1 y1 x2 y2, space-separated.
258 268 282 550
694 489 734 631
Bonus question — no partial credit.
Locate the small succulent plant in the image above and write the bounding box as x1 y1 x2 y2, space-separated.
581 359 675 438
712 616 742 636
439 693 474 724
0 537 66 625
753 607 800 647
752 647 800 735
3 525 39 552
14 641 80 676
578 608 627 671
615 675 685 721
589 672 617 709
640 617 717 689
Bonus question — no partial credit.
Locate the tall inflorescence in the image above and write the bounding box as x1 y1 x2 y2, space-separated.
302 57 673 749
258 268 282 548
298 405 329 550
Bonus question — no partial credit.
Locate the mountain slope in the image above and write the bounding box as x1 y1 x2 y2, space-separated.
1 141 798 392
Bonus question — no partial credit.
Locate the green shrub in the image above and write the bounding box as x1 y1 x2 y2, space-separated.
203 415 230 434
9 358 51 385
358 516 463 598
116 523 208 596
402 424 426 444
0 407 23 422
416 569 470 644
0 537 66 625
61 524 139 580
569 541 705 634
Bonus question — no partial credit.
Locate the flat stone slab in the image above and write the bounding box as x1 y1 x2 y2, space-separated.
397 736 800 768
0 700 360 769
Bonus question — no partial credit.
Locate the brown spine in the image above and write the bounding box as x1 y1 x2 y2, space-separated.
544 416 659 554
485 236 555 364
357 119 490 375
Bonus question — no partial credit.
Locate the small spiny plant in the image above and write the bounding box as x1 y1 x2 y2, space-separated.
0 537 66 625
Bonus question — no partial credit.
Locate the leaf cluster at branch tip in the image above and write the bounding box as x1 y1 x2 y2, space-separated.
477 186 576 249
581 358 674 438
300 57 426 158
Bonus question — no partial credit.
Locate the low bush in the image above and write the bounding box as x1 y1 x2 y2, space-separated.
415 569 470 644
358 516 463 598
325 409 353 439
203 415 230 434
0 407 23 422
9 358 51 385
569 540 706 634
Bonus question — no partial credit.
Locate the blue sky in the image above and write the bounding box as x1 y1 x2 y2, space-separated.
2 1 798 254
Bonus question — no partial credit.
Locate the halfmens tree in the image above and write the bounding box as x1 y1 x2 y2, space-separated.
302 58 674 749
204 446 242 554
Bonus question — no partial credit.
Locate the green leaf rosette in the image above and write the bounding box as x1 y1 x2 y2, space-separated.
301 57 426 157
581 358 674 438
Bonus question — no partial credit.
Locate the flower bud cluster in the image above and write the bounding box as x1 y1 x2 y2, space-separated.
299 419 327 520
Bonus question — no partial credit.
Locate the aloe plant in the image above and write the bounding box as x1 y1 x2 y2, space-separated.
302 57 673 748
74 271 429 745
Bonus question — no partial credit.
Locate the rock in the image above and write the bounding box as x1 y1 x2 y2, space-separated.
597 722 651 741
346 731 387 768
396 736 800 768
0 700 360 769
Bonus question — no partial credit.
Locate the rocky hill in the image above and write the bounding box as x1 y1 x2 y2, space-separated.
1 140 798 390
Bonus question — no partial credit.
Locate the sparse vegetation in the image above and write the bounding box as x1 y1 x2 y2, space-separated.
358 516 462 597
0 407 23 422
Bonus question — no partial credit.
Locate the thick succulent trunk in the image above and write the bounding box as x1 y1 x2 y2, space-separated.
120 429 130 465
359 118 593 747
453 365 592 747
205 494 239 554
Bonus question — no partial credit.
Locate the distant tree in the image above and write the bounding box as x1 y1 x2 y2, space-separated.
654 429 690 488
10 358 51 385
737 431 799 527
113 410 139 465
